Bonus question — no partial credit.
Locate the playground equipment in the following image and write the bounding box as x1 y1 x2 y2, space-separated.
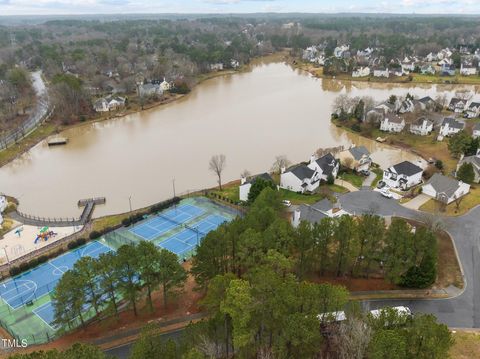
15 227 24 237
34 227 57 244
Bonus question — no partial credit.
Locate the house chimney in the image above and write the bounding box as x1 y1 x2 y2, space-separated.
241 176 246 185
281 166 286 174
310 154 316 164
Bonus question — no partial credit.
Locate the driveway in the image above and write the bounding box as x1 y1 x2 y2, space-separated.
334 178 359 192
339 190 480 328
402 194 431 210
362 171 376 188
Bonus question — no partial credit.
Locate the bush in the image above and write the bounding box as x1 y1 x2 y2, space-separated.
434 160 444 170
351 123 362 132
400 252 436 288
89 231 101 240
122 217 132 227
327 174 335 185
457 162 475 183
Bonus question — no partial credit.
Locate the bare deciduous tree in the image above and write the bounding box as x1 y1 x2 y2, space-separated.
271 155 290 174
240 169 251 179
336 317 372 359
209 154 226 190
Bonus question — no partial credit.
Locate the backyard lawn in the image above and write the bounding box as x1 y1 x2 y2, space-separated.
419 185 480 216
339 172 364 188
210 182 240 202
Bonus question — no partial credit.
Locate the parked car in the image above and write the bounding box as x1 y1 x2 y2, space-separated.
359 169 370 176
377 180 386 189
282 200 292 207
380 189 393 198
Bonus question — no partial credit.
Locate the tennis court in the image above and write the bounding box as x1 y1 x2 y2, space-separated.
0 241 111 327
129 203 204 240
158 214 229 256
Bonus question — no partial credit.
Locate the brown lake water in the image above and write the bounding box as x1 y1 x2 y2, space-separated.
0 61 475 218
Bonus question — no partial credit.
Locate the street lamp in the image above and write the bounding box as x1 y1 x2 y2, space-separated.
128 195 132 213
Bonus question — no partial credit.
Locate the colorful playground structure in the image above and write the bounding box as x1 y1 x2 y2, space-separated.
34 227 57 244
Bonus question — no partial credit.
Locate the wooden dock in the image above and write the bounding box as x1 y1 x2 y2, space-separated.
47 137 68 146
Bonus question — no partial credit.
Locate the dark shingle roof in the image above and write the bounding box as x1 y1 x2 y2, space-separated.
390 161 423 176
315 153 338 176
441 117 464 129
469 102 480 109
384 113 404 124
425 173 461 198
287 164 315 180
298 199 334 223
349 146 370 161
419 96 434 104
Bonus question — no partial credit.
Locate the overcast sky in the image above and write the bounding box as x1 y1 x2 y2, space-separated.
1 0 480 16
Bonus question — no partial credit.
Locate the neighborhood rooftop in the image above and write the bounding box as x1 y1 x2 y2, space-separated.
442 117 464 129
390 161 423 176
349 146 370 161
425 173 463 198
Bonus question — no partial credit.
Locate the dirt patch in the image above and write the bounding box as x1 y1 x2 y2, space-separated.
310 275 397 292
450 331 480 359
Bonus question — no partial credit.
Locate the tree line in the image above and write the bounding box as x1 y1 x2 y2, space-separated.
52 241 187 330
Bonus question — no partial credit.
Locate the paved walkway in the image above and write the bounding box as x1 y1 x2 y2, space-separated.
334 179 359 192
402 194 431 210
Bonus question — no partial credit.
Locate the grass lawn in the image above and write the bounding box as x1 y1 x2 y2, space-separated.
327 184 349 193
211 183 240 202
279 188 326 205
340 172 364 188
419 185 480 216
450 331 480 358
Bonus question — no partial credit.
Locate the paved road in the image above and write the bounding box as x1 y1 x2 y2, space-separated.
339 190 479 328
105 328 184 359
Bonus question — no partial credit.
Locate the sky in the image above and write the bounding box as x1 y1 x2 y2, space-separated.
1 0 480 16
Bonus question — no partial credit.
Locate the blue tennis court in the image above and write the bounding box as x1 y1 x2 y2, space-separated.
158 214 229 256
0 241 112 324
129 204 205 240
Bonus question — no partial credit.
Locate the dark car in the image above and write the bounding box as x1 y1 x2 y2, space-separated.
377 180 386 189
359 169 370 176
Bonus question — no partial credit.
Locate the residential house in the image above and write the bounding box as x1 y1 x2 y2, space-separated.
352 67 371 78
457 150 480 183
418 96 437 111
473 123 480 139
210 63 224 71
460 62 477 76
308 153 340 181
422 173 470 204
374 101 397 115
437 48 453 61
448 98 467 113
338 146 372 172
93 96 126 112
373 68 389 78
334 45 350 58
398 98 416 114
303 46 319 61
438 117 465 138
230 59 240 69
425 52 437 62
160 78 171 92
465 102 480 118
401 61 415 73
292 199 349 227
138 83 163 97
239 173 274 202
420 64 436 75
440 64 456 76
380 113 405 133
389 68 404 77
383 161 423 190
409 117 434 136
280 164 320 193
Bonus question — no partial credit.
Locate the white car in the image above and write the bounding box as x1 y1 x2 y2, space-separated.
282 200 292 207
380 189 393 199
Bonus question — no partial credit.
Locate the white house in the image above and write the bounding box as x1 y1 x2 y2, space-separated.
398 99 415 114
373 68 389 78
374 101 397 115
380 113 405 133
239 173 274 202
160 78 171 92
401 62 415 73
422 173 470 204
409 117 433 136
418 96 437 111
230 59 240 69
334 45 350 58
438 117 465 138
280 164 320 193
460 62 477 76
308 153 340 181
425 52 437 62
457 149 480 183
465 102 480 119
93 96 126 112
473 123 480 139
138 83 163 97
383 161 423 190
420 64 436 75
352 67 370 78
448 98 467 113
338 146 372 172
210 63 224 71
389 68 404 77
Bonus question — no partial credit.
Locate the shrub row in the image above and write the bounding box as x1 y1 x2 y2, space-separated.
208 192 240 206
67 237 86 250
9 248 64 276
122 197 181 228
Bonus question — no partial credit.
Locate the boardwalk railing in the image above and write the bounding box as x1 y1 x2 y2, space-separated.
9 197 106 227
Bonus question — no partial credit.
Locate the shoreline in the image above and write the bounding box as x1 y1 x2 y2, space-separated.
288 56 480 86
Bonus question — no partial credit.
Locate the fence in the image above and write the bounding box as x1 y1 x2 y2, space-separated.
0 103 54 151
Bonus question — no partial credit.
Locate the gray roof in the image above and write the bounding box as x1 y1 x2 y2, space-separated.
287 164 315 180
384 113 404 124
298 199 334 224
419 96 434 104
425 173 461 198
349 146 370 161
460 155 480 173
442 117 465 129
449 98 464 106
315 153 338 176
246 172 274 184
412 117 433 126
469 102 480 109
390 161 423 176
